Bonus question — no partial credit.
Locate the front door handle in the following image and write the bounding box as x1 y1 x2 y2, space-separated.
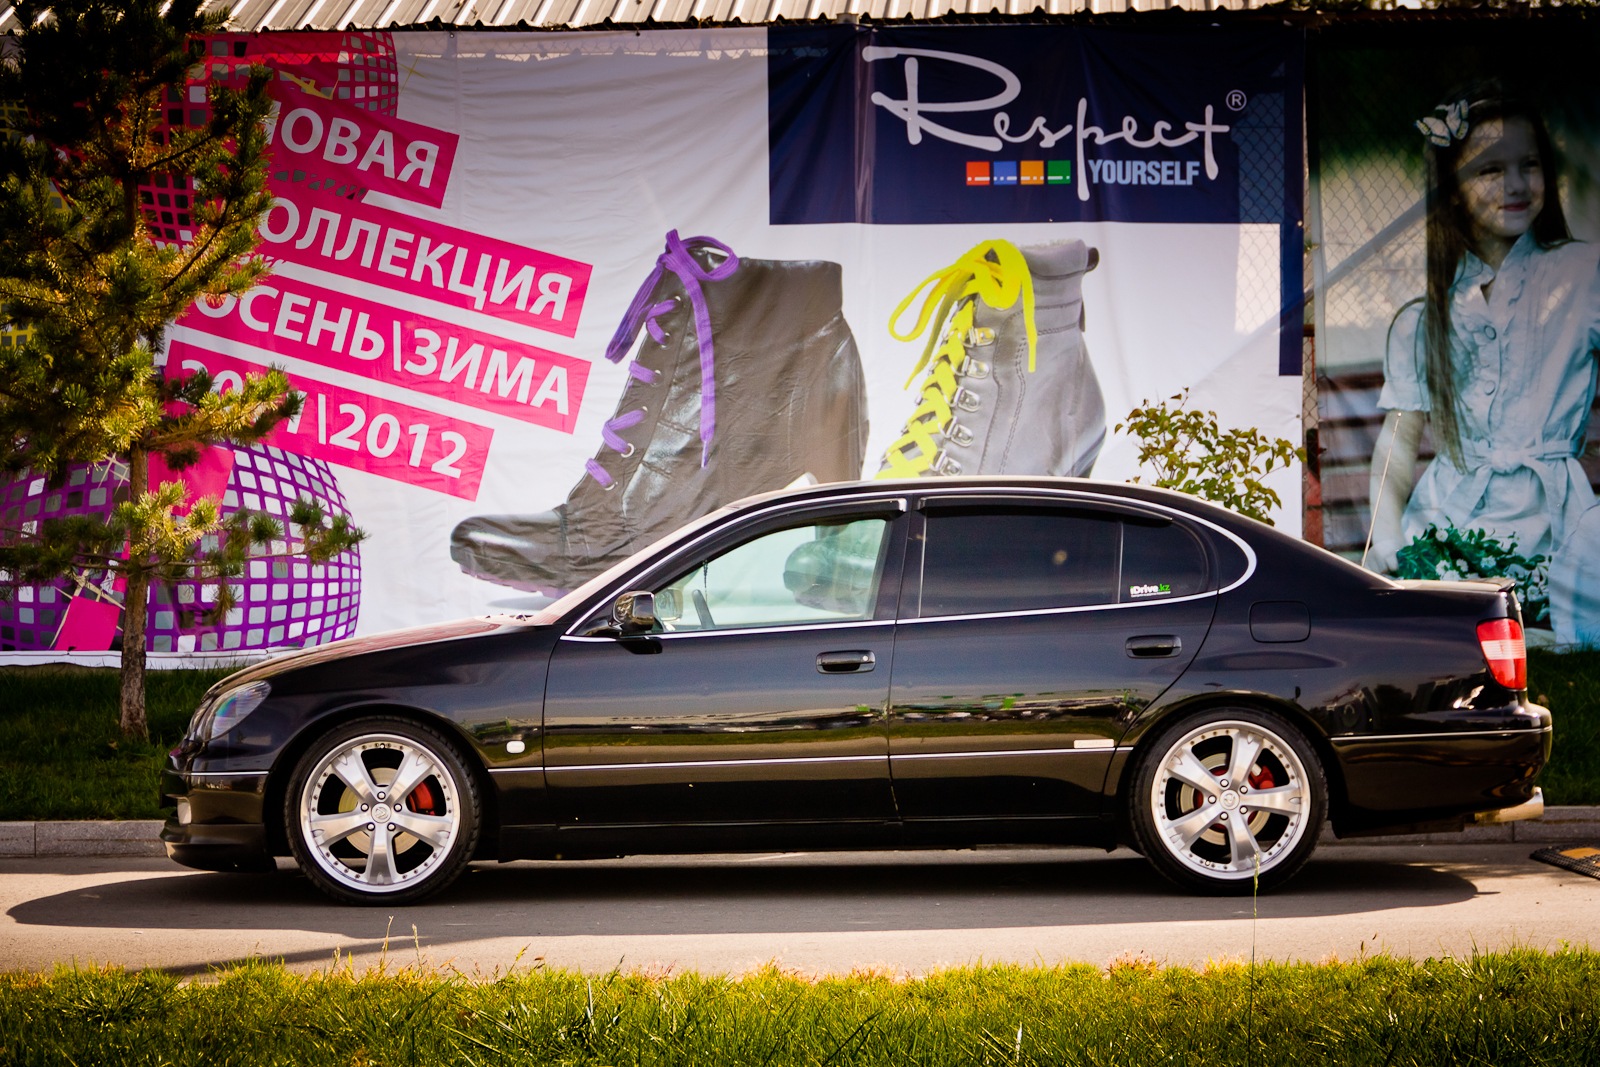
1126 635 1181 659
817 650 876 674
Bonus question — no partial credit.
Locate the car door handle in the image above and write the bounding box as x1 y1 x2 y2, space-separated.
1126 635 1181 659
817 650 876 674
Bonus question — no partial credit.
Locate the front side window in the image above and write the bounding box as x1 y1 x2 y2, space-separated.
653 516 891 632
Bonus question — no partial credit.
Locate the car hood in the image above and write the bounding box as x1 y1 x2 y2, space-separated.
206 613 551 695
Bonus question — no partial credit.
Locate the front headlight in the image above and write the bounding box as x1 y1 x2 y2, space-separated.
190 681 272 743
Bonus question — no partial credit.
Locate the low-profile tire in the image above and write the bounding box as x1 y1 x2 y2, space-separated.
285 716 481 905
1129 707 1326 895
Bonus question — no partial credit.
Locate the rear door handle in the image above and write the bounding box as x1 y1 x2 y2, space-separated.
1126 635 1181 659
818 650 876 674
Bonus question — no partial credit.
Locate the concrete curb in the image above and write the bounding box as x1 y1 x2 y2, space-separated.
0 820 167 858
1 810 1597 859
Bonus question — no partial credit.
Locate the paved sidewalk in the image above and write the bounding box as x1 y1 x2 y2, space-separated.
2 808 1596 859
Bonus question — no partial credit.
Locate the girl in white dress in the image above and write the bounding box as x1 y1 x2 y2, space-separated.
1369 84 1600 643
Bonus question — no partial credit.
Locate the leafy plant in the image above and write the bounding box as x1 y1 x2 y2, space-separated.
0 1 363 739
1116 390 1304 526
1396 523 1550 624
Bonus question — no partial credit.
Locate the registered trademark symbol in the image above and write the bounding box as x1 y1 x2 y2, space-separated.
1226 90 1248 112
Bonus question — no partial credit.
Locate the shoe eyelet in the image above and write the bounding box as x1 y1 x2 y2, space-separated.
944 421 974 447
953 387 981 413
656 331 672 346
931 449 963 475
619 443 635 459
963 327 996 349
961 358 990 380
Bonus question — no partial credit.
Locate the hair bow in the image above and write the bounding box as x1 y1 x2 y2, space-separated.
1416 99 1471 147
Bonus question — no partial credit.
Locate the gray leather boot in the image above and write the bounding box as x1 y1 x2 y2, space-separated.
877 239 1104 479
452 232 868 594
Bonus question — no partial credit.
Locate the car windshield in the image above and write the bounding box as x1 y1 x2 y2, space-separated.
532 503 743 624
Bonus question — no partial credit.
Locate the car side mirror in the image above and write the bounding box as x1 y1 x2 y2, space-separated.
610 590 659 634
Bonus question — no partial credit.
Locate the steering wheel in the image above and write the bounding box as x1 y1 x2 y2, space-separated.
691 589 715 629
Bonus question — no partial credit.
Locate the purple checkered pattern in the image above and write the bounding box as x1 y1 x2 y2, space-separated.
0 445 362 654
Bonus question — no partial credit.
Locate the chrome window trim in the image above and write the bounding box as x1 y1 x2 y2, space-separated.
562 616 893 643
561 493 910 637
558 484 1259 639
901 590 1219 627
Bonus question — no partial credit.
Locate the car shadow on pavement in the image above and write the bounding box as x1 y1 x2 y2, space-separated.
6 847 1503 949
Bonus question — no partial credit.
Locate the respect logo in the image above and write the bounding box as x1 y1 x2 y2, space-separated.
863 46 1232 202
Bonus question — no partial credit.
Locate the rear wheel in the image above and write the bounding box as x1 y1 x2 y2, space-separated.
286 716 480 905
1130 708 1325 894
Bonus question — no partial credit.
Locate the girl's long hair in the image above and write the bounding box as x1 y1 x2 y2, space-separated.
1421 84 1571 466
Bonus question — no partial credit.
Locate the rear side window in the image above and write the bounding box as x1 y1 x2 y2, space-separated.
918 504 1211 617
919 506 1121 616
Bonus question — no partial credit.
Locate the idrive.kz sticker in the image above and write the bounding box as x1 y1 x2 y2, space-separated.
1130 583 1172 598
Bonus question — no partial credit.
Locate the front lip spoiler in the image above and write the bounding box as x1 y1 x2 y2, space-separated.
1473 786 1545 825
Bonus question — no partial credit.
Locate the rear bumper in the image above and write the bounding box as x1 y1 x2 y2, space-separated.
1329 710 1551 836
1473 786 1545 825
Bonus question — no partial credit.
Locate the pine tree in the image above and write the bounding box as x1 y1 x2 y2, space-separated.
0 1 362 739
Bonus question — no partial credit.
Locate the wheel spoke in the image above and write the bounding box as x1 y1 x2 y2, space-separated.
1224 730 1264 789
363 824 400 885
308 808 370 847
387 748 440 804
1166 803 1220 849
1164 749 1219 795
393 809 455 849
1223 811 1261 867
329 750 381 805
1244 784 1304 816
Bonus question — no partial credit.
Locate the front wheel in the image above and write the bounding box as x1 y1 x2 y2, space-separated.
1129 708 1326 894
286 716 481 905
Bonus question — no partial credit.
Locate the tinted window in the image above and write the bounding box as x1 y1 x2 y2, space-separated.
919 507 1121 616
653 516 890 631
1119 517 1209 603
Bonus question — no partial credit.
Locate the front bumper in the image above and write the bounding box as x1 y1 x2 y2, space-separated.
160 754 276 872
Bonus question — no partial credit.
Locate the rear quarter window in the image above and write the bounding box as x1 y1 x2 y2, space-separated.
1120 517 1210 603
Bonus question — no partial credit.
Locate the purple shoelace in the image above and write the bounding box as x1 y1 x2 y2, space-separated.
584 231 740 488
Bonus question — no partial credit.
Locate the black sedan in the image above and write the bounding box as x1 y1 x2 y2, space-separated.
162 478 1551 904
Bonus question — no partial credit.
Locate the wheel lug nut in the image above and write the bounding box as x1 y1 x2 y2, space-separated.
360 804 368 811
388 824 396 832
1208 796 1217 804
377 792 386 801
366 823 375 831
1220 779 1230 788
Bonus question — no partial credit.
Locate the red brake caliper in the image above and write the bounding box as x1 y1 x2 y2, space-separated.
407 782 439 815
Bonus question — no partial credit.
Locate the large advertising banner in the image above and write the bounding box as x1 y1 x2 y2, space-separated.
1 25 1303 657
1312 19 1600 647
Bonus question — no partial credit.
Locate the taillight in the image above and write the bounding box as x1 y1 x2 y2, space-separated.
1477 618 1527 690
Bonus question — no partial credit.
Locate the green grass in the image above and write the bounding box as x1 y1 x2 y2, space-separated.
1528 649 1600 807
1 651 1597 821
0 666 235 820
1 951 1597 1066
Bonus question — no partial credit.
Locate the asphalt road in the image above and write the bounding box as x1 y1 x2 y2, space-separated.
2 844 1595 977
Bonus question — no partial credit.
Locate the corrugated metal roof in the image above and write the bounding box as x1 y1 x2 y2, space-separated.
0 0 1263 36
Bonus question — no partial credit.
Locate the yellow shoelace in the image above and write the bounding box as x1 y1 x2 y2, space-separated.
878 240 1037 479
